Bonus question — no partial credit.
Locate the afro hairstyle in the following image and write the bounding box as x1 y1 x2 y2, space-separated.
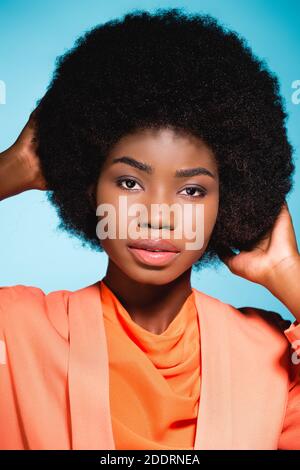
34 7 295 269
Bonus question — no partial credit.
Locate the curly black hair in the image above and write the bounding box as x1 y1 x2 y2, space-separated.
35 7 295 270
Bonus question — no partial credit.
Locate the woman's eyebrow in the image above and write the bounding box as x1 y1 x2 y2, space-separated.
112 156 153 174
175 167 215 178
111 156 215 179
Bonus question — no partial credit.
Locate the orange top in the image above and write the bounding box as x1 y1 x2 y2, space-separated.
99 280 201 450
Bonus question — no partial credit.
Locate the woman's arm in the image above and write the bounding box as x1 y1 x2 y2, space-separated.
220 202 300 449
0 110 47 201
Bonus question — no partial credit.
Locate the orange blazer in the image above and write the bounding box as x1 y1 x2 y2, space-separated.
0 280 299 450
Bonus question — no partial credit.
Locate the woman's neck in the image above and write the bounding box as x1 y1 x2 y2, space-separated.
102 261 193 335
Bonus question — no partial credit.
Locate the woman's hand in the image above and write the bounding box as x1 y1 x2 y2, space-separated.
220 201 300 289
9 108 48 191
0 109 48 200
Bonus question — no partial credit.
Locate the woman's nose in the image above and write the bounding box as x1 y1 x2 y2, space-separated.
139 220 172 230
138 194 176 231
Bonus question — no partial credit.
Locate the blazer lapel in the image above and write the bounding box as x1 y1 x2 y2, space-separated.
67 281 116 449
192 288 234 450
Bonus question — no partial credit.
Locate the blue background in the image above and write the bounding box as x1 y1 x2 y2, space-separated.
0 0 299 320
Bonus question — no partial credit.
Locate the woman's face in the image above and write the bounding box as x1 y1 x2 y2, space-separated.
95 127 219 285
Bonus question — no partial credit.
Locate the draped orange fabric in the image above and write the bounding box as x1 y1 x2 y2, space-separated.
99 280 201 450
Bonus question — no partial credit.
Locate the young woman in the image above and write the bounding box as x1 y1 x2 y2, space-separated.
0 8 299 450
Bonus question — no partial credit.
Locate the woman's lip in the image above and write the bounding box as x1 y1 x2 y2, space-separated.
127 246 180 266
127 238 179 252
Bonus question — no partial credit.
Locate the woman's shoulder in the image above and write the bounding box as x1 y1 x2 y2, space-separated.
0 284 72 335
0 283 71 308
192 286 294 339
193 287 300 382
236 305 293 332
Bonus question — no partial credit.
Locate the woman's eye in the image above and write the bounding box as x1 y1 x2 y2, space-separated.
116 178 142 191
115 179 206 198
179 186 207 198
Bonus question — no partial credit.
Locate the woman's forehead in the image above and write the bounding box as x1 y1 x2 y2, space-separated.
103 128 218 174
